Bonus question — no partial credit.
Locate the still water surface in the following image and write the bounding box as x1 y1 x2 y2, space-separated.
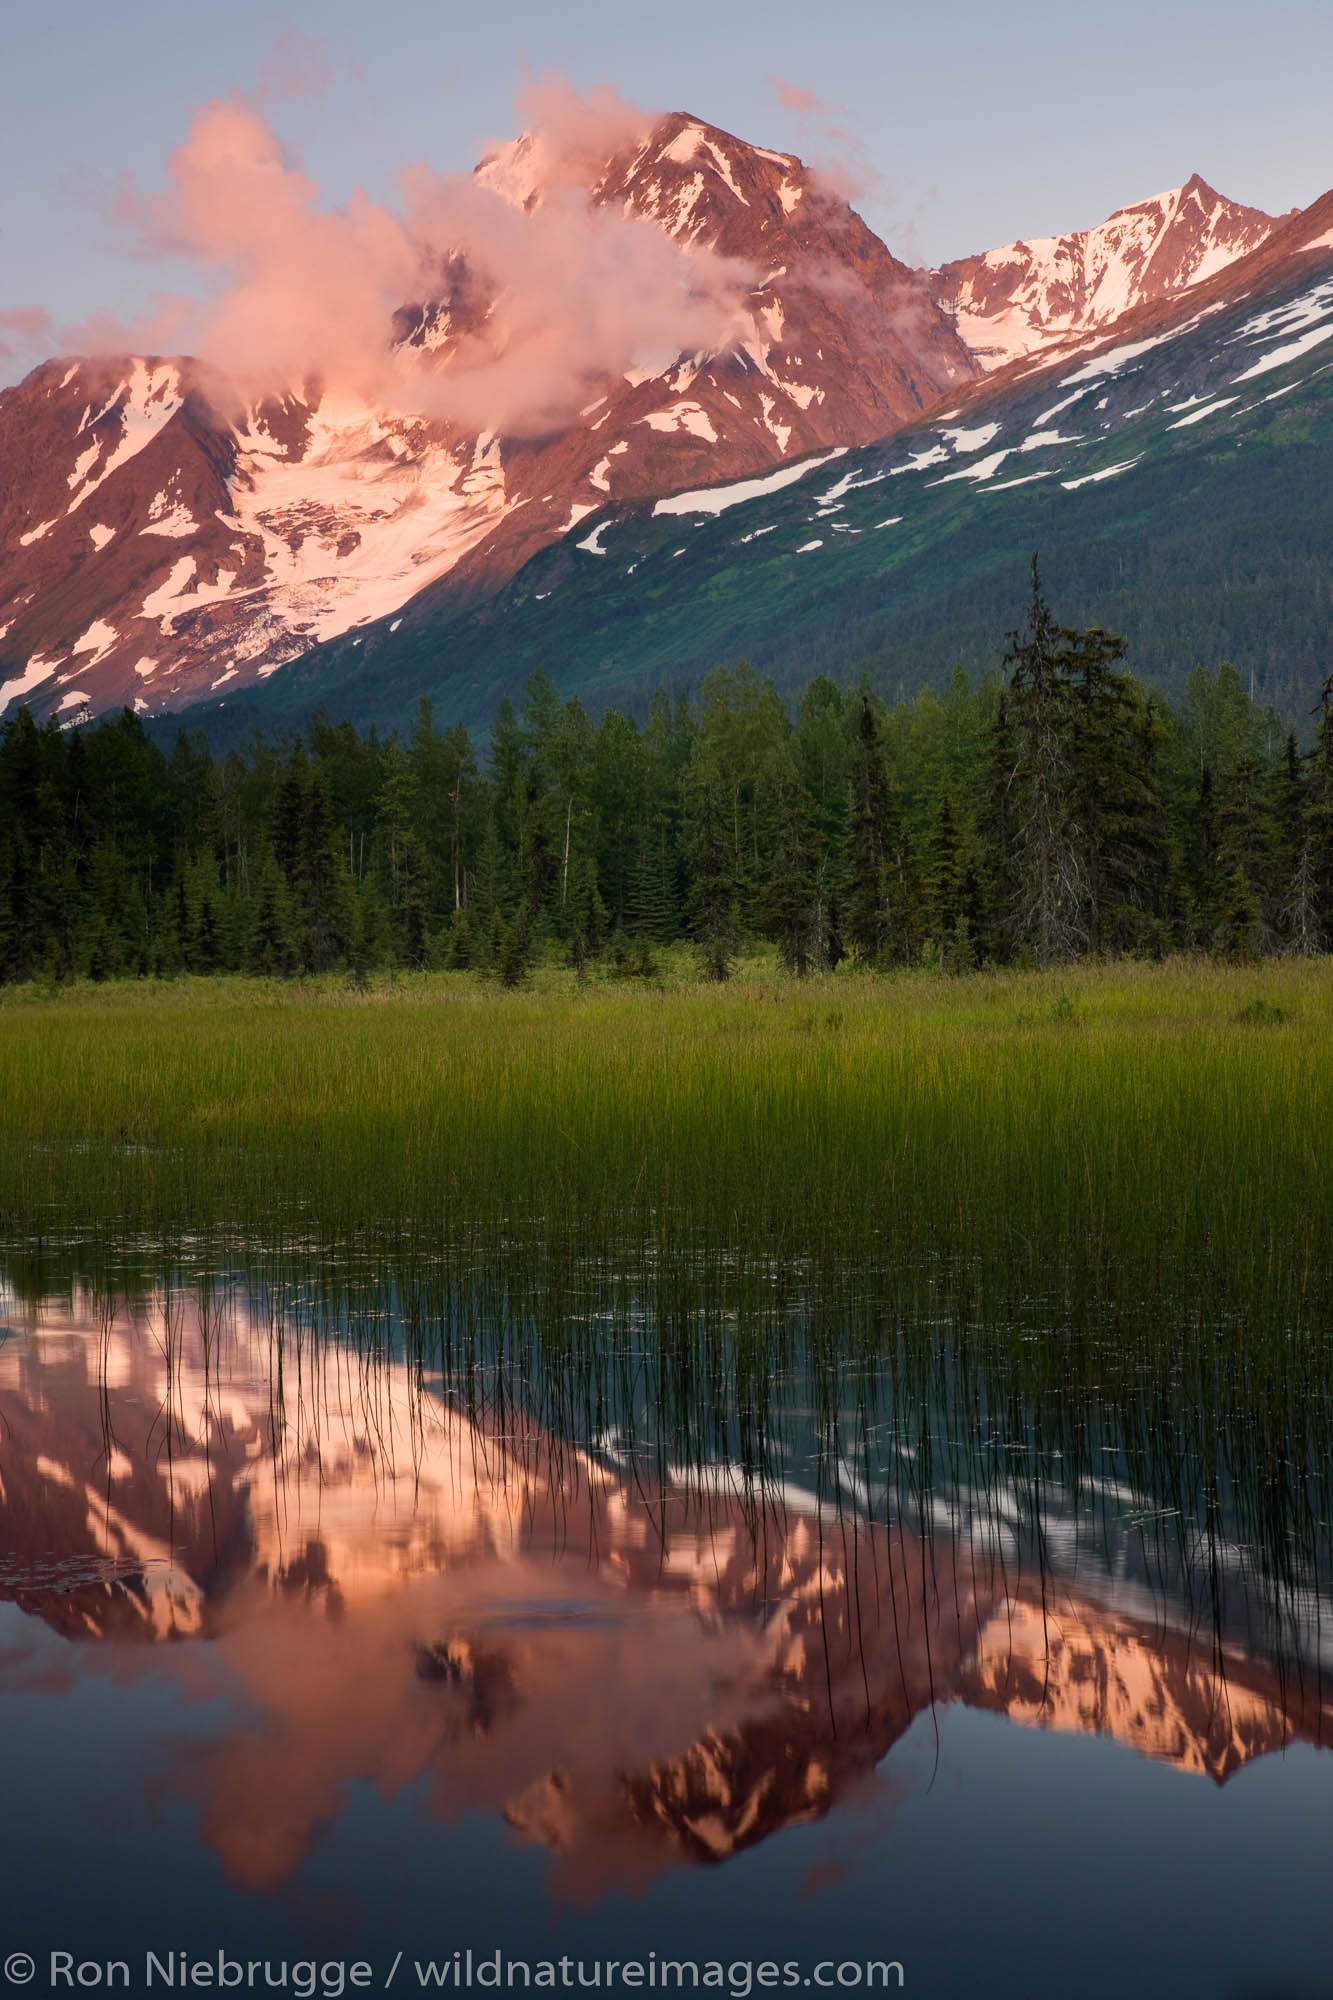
1 1273 1330 1999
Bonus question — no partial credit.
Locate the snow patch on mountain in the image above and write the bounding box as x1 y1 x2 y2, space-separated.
1168 397 1238 427
818 466 889 503
576 519 613 556
933 176 1280 370
653 448 846 518
932 449 1012 485
1234 324 1333 379
1228 277 1333 380
0 655 58 710
1060 332 1177 385
1062 457 1142 489
940 422 1000 453
67 363 183 513
70 619 120 664
640 401 719 441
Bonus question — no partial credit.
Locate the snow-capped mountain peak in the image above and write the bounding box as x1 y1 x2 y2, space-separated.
931 174 1283 368
1 113 975 720
477 111 804 243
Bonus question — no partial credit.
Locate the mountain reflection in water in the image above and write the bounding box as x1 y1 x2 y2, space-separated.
1 1281 1330 1903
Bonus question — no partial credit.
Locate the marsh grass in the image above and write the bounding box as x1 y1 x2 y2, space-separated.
11 1250 1325 1696
1 953 1329 1325
3 947 1330 1696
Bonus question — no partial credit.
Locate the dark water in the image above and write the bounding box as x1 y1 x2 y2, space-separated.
1 1271 1330 2000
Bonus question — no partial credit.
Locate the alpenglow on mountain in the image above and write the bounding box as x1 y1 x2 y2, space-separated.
928 174 1283 367
250 187 1333 732
0 108 1302 727
0 112 977 721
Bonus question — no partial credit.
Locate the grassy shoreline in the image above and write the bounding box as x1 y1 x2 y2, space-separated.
4 944 1329 1020
2 954 1330 1319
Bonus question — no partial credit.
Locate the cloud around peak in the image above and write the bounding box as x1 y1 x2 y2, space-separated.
2 74 761 437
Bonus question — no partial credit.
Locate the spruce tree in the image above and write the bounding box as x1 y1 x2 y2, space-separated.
165 867 192 974
375 745 430 967
1000 558 1084 964
1275 729 1317 953
270 750 308 893
193 889 221 973
980 687 1020 963
499 903 534 988
489 698 527 877
845 693 918 966
483 908 509 977
469 806 505 938
0 838 24 985
1188 767 1223 947
248 855 298 976
1064 624 1130 956
924 773 964 946
766 781 823 976
626 823 675 943
444 906 474 970
572 861 609 966
1305 676 1333 947
1213 745 1279 952
0 708 70 977
685 785 736 981
80 840 145 980
303 768 353 971
1067 658 1176 955
1217 864 1263 963
1116 691 1178 954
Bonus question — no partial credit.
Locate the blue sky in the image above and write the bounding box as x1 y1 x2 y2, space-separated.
3 0 1330 377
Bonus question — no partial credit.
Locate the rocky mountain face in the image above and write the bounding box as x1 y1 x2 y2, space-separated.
0 113 976 722
2 139 1319 729
930 173 1283 367
273 186 1332 732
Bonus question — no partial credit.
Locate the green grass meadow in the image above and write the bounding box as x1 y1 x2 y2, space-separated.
4 953 1330 1632
2 953 1330 1324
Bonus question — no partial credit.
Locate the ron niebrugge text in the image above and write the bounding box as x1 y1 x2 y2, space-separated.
27 1951 906 1995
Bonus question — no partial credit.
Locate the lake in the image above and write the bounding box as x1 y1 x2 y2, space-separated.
2 1243 1330 2000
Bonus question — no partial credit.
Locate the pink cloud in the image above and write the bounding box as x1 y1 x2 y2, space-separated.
115 99 420 398
0 305 53 361
770 75 818 114
504 70 652 190
57 78 754 437
768 75 886 210
400 167 753 434
768 77 938 262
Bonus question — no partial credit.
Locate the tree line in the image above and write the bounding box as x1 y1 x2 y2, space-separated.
2 566 1331 986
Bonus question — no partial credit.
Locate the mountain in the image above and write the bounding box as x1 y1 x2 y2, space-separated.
238 186 1333 731
930 173 1283 367
5 1290 1330 1894
0 113 977 723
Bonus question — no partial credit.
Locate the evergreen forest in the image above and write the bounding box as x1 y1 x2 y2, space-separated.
3 569 1332 986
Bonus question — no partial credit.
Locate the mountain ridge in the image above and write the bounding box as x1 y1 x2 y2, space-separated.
1 135 1323 728
929 171 1283 366
0 111 976 722
226 184 1333 735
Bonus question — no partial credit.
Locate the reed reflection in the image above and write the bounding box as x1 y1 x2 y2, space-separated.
1 1278 1330 1902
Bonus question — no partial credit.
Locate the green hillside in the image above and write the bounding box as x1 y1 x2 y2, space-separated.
198 259 1333 738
